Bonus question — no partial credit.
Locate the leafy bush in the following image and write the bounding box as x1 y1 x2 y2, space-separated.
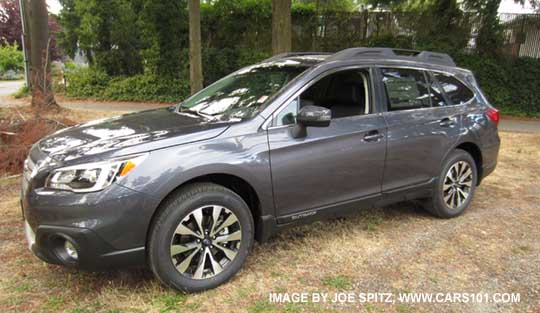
456 54 540 117
0 42 24 80
103 74 189 102
62 49 269 102
64 67 110 98
12 84 29 99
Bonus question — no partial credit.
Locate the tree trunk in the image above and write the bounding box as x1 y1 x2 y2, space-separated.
28 0 57 109
188 0 203 94
272 0 292 55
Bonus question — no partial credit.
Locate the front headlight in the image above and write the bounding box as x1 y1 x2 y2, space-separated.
45 154 147 193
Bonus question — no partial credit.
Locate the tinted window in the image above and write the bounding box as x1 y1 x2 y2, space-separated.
274 69 371 125
426 74 447 107
432 73 474 105
301 69 370 119
381 68 430 111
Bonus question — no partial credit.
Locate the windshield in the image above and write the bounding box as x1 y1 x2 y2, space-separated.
178 63 308 120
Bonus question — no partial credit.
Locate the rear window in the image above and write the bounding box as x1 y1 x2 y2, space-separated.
432 73 475 105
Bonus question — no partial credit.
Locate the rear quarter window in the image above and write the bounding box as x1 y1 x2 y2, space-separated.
432 72 475 105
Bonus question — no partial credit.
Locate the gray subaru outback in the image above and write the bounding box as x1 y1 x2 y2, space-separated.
21 47 500 292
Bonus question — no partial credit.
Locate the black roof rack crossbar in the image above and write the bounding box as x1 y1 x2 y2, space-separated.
326 47 456 67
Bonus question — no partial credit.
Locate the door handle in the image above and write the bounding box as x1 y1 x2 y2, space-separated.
439 118 457 127
363 131 383 142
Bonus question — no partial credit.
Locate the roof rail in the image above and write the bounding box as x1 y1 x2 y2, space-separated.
263 52 332 63
326 47 456 67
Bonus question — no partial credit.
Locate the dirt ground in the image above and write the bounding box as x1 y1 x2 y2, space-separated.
0 109 539 313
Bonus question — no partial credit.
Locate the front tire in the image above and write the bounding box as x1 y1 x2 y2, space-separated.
422 149 478 218
148 183 254 292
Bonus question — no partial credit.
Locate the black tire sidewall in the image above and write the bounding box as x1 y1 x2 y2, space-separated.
433 150 478 218
149 184 254 292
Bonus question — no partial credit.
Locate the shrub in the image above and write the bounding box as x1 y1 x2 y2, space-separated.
0 42 24 80
64 67 110 98
103 74 189 102
455 54 540 117
61 49 269 103
12 85 29 99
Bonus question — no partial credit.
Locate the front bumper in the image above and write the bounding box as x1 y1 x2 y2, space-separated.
22 178 160 270
23 220 146 270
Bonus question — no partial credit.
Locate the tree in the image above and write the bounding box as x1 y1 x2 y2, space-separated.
58 0 143 76
139 0 187 78
0 0 23 46
27 0 57 108
0 0 59 58
464 0 503 56
188 0 203 93
272 0 291 55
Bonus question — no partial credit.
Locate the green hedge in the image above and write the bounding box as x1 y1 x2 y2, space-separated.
64 67 110 98
64 67 189 102
62 50 540 117
455 54 540 117
103 75 189 102
63 48 270 103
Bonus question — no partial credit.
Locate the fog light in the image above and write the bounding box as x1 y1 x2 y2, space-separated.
64 240 78 260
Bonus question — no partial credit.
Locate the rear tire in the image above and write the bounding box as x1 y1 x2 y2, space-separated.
422 149 478 218
148 183 254 292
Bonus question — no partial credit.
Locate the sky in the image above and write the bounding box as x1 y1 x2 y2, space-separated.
46 0 536 15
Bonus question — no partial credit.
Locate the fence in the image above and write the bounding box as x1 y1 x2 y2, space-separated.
202 11 540 58
500 13 540 58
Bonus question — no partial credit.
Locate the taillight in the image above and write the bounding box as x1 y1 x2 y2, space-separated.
486 108 499 127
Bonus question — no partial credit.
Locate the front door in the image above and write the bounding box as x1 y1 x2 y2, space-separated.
267 68 387 218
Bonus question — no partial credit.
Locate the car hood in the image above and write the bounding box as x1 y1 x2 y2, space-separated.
38 107 232 163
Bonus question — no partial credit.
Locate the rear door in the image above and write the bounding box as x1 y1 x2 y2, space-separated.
379 67 462 191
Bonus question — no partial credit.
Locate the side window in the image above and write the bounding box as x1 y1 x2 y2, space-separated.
432 73 475 105
275 98 298 126
381 68 431 111
426 73 447 107
273 68 371 125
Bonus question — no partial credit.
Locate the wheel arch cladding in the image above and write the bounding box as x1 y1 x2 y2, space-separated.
145 173 262 249
455 142 483 185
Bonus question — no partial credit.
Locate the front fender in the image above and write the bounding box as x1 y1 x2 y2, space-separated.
117 132 274 218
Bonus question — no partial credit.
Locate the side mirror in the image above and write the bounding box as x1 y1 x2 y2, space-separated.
296 105 331 127
290 105 331 139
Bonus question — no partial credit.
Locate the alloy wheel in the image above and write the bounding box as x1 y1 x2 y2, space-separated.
442 160 473 209
170 205 242 280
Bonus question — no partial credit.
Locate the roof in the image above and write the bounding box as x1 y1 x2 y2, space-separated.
263 47 457 68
